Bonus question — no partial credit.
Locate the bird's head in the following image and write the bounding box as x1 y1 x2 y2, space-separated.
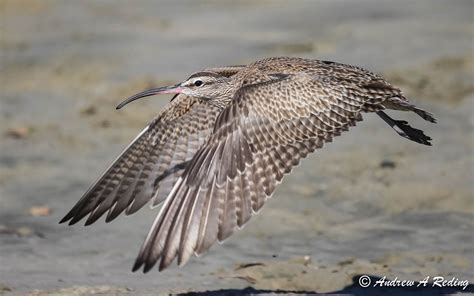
116 71 233 110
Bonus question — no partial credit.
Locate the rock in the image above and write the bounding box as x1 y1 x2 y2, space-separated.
80 105 97 116
16 227 33 237
5 126 31 139
234 262 265 271
0 283 12 293
98 119 110 128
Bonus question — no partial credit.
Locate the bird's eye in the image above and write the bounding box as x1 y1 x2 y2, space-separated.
194 80 203 87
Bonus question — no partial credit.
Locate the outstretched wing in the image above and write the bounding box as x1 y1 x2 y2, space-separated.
133 73 387 272
60 95 224 226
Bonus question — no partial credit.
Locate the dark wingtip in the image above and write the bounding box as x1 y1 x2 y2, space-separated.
83 217 96 226
68 219 78 226
59 211 76 224
158 261 167 272
105 209 122 223
143 260 156 273
133 251 157 273
132 259 143 273
67 214 86 226
59 216 70 224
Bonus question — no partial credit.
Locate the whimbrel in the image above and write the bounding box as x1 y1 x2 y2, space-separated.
61 57 436 272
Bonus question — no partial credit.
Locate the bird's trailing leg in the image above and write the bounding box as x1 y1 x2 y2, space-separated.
376 111 432 146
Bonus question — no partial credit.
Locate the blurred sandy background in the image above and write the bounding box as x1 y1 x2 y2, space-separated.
0 0 473 295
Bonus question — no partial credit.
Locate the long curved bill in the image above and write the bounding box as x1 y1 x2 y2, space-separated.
116 84 183 110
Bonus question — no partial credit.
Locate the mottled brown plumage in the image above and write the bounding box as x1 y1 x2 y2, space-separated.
61 57 436 272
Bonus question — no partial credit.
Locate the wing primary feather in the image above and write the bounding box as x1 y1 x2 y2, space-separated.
61 125 151 225
159 186 193 271
133 177 183 273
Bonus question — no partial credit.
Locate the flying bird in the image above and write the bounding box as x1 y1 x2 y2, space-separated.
60 57 436 272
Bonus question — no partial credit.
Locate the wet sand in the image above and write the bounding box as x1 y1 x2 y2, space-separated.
0 0 473 295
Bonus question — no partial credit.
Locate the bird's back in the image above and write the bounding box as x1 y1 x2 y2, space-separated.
229 57 403 110
231 57 390 89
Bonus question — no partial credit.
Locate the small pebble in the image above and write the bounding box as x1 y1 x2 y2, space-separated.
17 227 33 237
0 283 12 292
303 255 312 266
379 159 396 169
80 105 97 116
98 119 111 128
